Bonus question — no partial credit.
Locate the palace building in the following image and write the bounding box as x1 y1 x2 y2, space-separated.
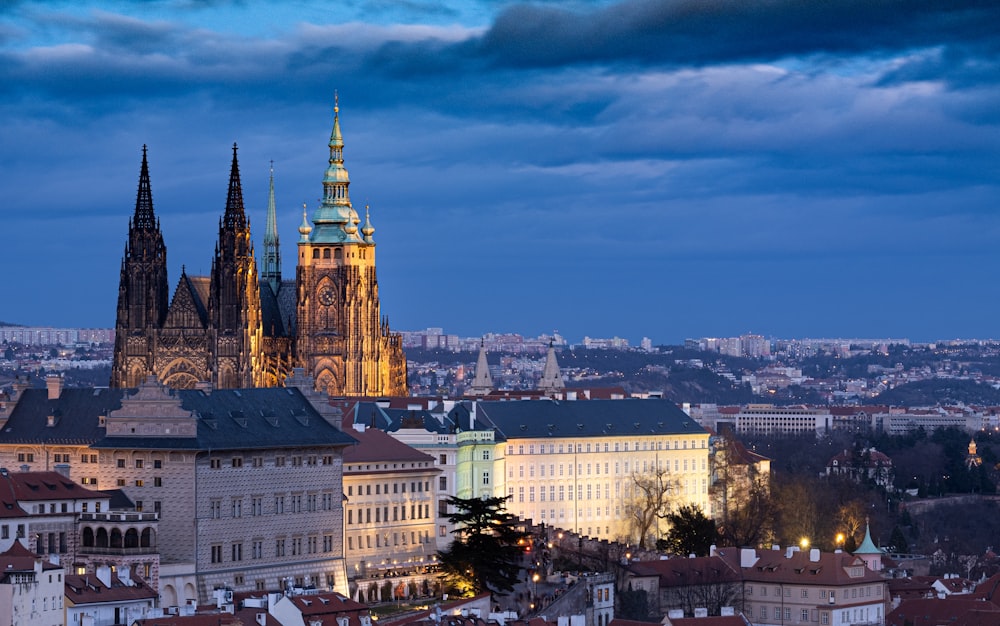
111 100 407 396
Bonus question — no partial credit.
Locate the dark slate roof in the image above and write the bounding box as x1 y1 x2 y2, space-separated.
463 399 707 441
277 279 298 335
2 386 354 452
338 400 457 435
0 388 124 445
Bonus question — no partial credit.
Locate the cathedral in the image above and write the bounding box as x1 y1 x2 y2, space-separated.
110 101 408 396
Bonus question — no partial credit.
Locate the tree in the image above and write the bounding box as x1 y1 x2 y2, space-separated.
624 465 681 548
711 436 774 548
659 505 719 556
437 495 528 597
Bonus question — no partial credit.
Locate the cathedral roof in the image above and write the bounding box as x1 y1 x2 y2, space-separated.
0 386 355 452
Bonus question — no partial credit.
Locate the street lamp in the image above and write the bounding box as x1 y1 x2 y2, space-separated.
799 537 810 550
835 533 845 550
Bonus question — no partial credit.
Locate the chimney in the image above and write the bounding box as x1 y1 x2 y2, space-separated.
96 565 112 589
46 375 63 400
256 613 267 626
119 565 132 586
740 548 758 568
810 548 821 562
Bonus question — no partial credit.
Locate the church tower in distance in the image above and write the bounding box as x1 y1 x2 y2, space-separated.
295 97 408 396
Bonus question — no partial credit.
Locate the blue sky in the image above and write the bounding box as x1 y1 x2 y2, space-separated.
2 0 999 345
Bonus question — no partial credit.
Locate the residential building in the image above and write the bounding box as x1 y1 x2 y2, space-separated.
0 372 355 604
0 541 64 626
341 424 439 579
450 398 712 541
65 564 158 626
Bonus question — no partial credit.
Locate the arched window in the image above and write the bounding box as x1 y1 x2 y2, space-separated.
124 528 139 548
334 249 343 260
110 528 123 548
82 527 95 547
96 527 109 548
323 248 331 259
312 249 320 259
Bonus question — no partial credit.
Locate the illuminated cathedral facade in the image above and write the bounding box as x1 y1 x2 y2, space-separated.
111 102 407 395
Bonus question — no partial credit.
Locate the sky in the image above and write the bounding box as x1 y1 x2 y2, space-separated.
2 0 999 345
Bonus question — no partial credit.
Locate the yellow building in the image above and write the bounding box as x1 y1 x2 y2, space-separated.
451 399 712 542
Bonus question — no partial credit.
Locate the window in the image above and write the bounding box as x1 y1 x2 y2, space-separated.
153 477 162 487
117 459 126 468
275 496 285 514
323 534 334 552
821 613 829 625
252 497 263 516
134 479 144 487
232 457 243 468
252 456 263 467
116 478 126 487
275 455 286 467
784 607 791 620
135 500 144 512
232 542 243 561
211 544 223 563
232 499 242 518
135 459 144 468
482 471 490 485
802 609 810 621
210 458 222 469
275 539 286 556
482 450 490 460
210 500 222 519
153 460 162 469
252 540 263 559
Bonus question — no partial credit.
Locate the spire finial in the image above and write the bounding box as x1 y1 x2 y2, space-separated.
334 90 339 114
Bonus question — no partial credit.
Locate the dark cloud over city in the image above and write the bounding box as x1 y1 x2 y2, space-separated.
1 0 999 343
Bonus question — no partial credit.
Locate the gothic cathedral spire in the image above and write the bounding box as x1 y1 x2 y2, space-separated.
261 162 281 294
111 146 170 388
210 143 264 388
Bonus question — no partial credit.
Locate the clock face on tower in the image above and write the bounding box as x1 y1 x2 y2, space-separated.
318 286 336 306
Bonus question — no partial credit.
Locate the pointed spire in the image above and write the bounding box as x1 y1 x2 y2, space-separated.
298 202 313 242
538 341 565 392
469 339 494 397
261 160 282 293
310 92 360 243
224 143 247 230
361 204 375 242
133 144 156 229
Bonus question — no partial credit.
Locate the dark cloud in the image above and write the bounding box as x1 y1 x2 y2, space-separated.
476 0 1000 74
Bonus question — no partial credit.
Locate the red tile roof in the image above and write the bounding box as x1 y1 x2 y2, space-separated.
65 573 157 604
887 597 1000 626
342 426 436 465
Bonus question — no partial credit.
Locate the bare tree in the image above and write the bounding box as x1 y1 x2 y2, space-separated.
711 436 774 547
624 465 681 548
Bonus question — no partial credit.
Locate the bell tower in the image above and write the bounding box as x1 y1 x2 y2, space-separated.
295 96 406 396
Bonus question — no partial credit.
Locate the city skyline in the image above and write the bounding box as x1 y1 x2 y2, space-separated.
2 0 999 345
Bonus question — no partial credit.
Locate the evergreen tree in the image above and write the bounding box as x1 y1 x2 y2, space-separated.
659 505 719 556
437 495 528 597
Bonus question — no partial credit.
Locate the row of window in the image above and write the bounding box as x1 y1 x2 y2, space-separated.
347 529 432 551
115 477 164 487
511 458 706 479
346 480 431 497
116 458 163 469
210 535 336 563
508 439 707 455
208 493 335 519
209 454 335 469
747 585 882 599
347 503 431 525
510 479 708 503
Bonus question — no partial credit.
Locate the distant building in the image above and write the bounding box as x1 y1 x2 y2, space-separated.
826 448 894 489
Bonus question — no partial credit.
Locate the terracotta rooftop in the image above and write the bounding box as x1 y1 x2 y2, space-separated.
342 425 435 466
